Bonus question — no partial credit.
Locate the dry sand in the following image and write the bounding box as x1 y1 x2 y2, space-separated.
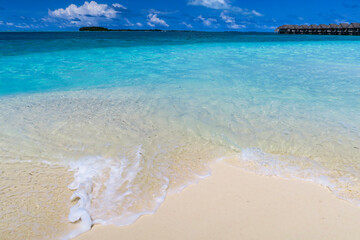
74 161 360 240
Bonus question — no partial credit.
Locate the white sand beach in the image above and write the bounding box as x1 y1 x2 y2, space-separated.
74 161 360 240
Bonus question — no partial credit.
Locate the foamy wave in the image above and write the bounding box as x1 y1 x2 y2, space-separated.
61 146 360 240
63 146 170 239
240 148 331 182
239 148 360 205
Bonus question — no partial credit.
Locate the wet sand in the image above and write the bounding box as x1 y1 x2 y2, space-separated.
74 161 360 240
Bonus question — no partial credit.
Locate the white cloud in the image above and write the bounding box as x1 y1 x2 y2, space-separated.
188 0 263 17
251 10 263 17
112 3 126 9
181 21 193 28
195 15 217 26
49 1 117 20
124 18 143 27
147 13 169 27
231 7 263 17
188 0 229 9
124 18 134 26
220 12 245 29
335 19 349 24
148 9 169 15
48 1 122 27
14 23 30 29
254 24 276 30
0 21 32 28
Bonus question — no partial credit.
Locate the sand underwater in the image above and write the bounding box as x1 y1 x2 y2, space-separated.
0 32 360 239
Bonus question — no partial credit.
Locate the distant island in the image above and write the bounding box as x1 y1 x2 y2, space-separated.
78 26 265 33
79 26 195 32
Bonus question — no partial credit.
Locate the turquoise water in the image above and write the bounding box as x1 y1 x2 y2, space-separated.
1 32 360 96
1 32 360 239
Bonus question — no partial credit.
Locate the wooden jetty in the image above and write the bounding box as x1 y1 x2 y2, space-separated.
276 23 360 35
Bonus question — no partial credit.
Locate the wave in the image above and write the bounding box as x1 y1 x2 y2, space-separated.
63 146 170 239
238 148 360 206
62 146 360 239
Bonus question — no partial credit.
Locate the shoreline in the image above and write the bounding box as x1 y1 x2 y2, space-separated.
73 161 360 240
1 34 360 240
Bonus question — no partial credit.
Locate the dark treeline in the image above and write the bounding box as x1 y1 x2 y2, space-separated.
79 27 162 32
79 27 198 32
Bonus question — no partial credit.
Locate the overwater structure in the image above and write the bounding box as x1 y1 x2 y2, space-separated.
276 23 360 35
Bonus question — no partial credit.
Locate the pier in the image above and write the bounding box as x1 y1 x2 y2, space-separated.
276 23 360 35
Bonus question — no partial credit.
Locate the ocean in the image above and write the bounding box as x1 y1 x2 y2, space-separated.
1 32 360 239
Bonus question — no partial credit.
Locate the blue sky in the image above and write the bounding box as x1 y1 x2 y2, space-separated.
0 0 359 31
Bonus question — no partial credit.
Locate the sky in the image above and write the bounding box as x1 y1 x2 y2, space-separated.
0 0 359 31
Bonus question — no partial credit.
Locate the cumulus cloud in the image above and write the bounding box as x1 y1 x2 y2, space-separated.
47 1 125 26
220 12 245 29
195 15 217 26
188 0 229 9
45 1 133 28
49 1 117 19
147 13 169 27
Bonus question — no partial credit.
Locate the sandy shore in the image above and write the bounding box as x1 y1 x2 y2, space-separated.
74 161 360 240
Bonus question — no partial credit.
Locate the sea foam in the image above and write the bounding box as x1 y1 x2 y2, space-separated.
238 148 360 206
63 145 360 239
63 146 170 239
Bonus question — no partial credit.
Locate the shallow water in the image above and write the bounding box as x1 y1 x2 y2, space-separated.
0 32 360 239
